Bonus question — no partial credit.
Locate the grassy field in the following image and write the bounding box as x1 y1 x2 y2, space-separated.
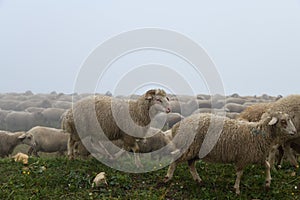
0 155 299 200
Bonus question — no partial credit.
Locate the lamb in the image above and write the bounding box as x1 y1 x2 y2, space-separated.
74 128 176 161
62 89 170 167
21 126 69 157
164 112 297 194
135 128 176 160
238 95 300 168
0 131 26 157
12 152 29 165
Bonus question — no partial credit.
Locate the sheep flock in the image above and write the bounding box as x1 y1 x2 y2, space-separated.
0 89 300 195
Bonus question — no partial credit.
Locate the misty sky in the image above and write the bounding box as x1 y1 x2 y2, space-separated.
0 1 300 96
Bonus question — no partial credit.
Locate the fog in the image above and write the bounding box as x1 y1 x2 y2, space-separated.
0 0 300 96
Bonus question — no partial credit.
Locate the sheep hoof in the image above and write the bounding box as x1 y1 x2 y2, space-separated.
233 186 240 195
265 185 270 191
277 165 282 169
163 176 171 183
68 155 74 160
196 180 204 187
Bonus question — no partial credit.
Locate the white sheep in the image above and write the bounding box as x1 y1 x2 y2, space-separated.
21 126 69 157
164 112 297 194
238 95 300 168
62 89 170 167
0 131 26 157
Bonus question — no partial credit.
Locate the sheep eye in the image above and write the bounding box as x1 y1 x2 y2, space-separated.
280 120 287 126
166 97 169 101
156 99 162 103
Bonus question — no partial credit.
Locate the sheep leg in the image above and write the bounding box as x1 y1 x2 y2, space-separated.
164 162 177 182
67 137 75 160
97 140 114 159
233 168 244 195
113 149 126 159
188 159 202 184
132 142 143 168
33 149 39 157
265 160 271 189
283 142 299 168
27 147 34 156
276 145 284 168
267 144 279 170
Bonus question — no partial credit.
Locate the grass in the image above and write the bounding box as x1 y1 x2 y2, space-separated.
0 156 299 200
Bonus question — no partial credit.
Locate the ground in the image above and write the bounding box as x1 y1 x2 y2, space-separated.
0 155 299 200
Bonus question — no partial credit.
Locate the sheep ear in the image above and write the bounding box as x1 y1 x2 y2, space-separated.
18 134 26 140
145 89 156 100
268 117 278 126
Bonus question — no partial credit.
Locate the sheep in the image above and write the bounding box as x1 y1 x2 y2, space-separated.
0 131 26 157
135 128 176 160
15 99 52 111
150 112 184 130
5 111 45 132
75 128 176 162
62 89 170 167
238 95 300 168
225 112 240 119
12 152 29 165
237 102 271 122
73 137 124 159
164 112 297 194
224 103 246 113
225 97 246 105
21 126 69 157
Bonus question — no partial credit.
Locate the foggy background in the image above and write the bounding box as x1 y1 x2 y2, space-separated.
0 0 300 96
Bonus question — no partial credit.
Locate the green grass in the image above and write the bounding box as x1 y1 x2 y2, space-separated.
0 157 299 200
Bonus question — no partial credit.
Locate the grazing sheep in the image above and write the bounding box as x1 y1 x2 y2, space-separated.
41 108 66 128
0 131 26 157
137 128 176 159
225 98 246 105
164 112 297 194
151 112 184 130
72 137 124 159
225 112 240 119
15 99 52 111
52 101 72 109
62 89 170 167
0 99 20 111
0 109 10 130
12 152 29 165
92 172 108 188
238 95 300 168
77 128 176 161
196 100 212 108
25 107 45 113
224 103 246 113
5 111 45 132
22 126 69 157
237 103 271 122
192 108 227 115
169 99 198 117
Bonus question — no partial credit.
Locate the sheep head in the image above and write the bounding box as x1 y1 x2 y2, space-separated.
21 133 37 147
145 89 170 116
262 111 297 137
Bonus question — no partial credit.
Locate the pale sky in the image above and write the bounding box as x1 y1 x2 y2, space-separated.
0 0 300 96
